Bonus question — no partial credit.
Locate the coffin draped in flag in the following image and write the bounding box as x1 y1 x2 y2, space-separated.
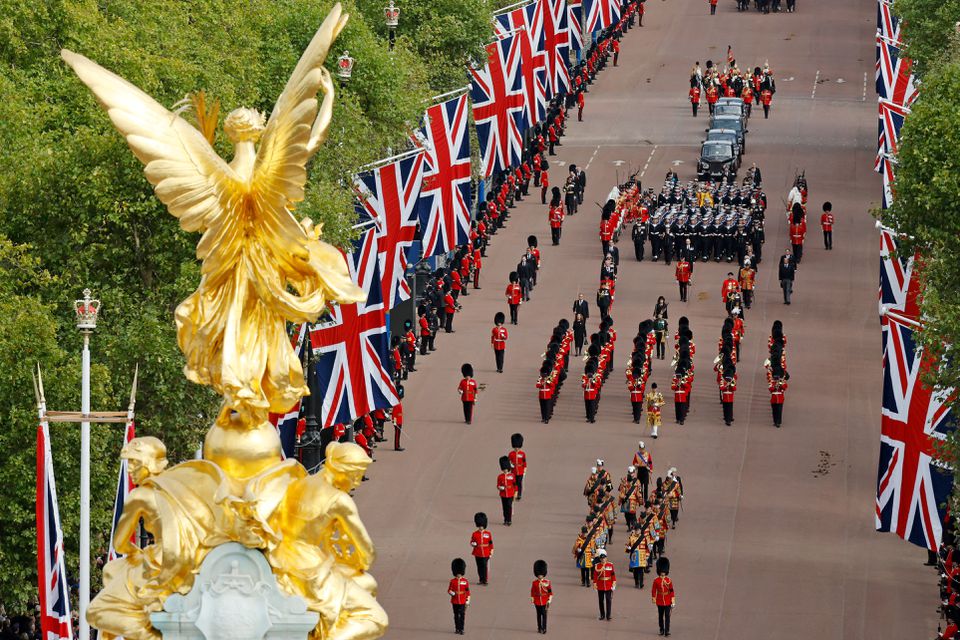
879 225 920 319
415 94 473 257
107 420 136 562
875 98 909 172
541 0 572 96
471 34 527 177
876 311 955 551
496 3 547 124
268 324 307 459
876 34 918 107
36 423 73 640
584 0 620 33
568 0 584 51
355 151 425 309
309 223 399 427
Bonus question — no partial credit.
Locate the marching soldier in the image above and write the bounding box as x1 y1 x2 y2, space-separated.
738 258 756 309
820 201 834 249
670 368 691 426
721 271 741 313
633 216 649 261
675 255 692 302
470 512 493 584
645 382 665 438
592 548 616 621
619 466 642 529
718 358 737 426
458 363 477 424
666 468 683 528
506 271 523 325
761 86 773 118
767 343 789 427
536 363 556 423
633 441 653 502
689 83 701 116
548 188 565 245
626 517 655 588
497 455 517 525
627 361 646 424
573 525 595 586
651 557 676 636
583 360 600 423
491 312 508 373
448 558 470 635
531 559 553 634
509 433 527 500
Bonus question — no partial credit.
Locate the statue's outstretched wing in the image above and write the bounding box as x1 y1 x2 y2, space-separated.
60 49 242 264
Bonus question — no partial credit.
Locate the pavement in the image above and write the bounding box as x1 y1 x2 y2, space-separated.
352 0 940 637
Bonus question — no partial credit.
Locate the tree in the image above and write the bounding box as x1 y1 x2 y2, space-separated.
889 0 960 79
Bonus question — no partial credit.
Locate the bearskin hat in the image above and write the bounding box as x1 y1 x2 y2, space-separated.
533 559 548 577
585 360 598 376
528 235 538 248
540 362 552 377
558 318 570 331
509 271 519 283
656 556 670 575
461 363 474 377
452 558 467 576
588 344 601 358
494 311 505 325
499 455 512 471
679 316 690 329
474 512 488 528
511 433 524 448
390 335 401 348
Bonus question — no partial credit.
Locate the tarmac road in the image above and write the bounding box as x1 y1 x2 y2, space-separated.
352 0 938 637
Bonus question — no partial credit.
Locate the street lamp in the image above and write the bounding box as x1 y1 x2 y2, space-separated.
337 51 355 84
297 323 325 473
74 288 100 640
384 0 400 50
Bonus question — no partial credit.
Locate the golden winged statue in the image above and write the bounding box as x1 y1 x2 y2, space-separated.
62 4 363 426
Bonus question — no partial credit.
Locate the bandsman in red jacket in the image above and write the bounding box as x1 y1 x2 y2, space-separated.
497 455 517 525
506 271 523 325
705 83 719 113
740 84 754 116
448 558 470 635
592 548 616 621
718 357 737 426
820 201 834 250
675 257 692 302
531 559 553 634
509 433 527 500
761 87 773 118
491 311 508 373
671 370 691 425
767 343 789 428
626 361 647 424
537 363 556 423
651 557 676 636
689 85 701 117
583 360 600 423
470 512 493 584
458 363 477 424
548 188 565 245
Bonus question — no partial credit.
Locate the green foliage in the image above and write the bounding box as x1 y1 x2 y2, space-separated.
0 0 494 610
891 0 960 79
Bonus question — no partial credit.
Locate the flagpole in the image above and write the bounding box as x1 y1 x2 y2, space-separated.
493 0 532 16
357 147 425 172
425 85 471 104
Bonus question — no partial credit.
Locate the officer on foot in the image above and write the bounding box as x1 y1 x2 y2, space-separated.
448 558 470 635
531 560 553 634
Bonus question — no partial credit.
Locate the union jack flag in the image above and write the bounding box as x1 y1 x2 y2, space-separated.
107 420 136 562
268 324 307 459
36 423 73 640
568 0 584 51
541 0 572 96
879 225 920 319
470 34 527 177
876 311 955 551
496 7 547 126
415 94 473 257
584 0 620 33
877 0 900 44
876 33 918 106
875 98 909 172
309 223 398 427
355 151 425 309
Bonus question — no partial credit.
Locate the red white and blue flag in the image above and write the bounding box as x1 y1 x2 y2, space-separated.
541 0 572 96
496 4 548 124
879 225 919 319
875 98 909 172
309 221 399 427
415 94 473 256
876 311 955 551
584 0 620 33
107 420 136 562
355 151 425 309
36 423 73 640
471 34 527 177
876 34 917 107
568 0 584 51
877 0 900 44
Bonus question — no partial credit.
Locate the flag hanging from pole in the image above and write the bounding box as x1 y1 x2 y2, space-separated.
879 225 920 319
36 423 73 640
107 420 136 562
496 4 548 123
541 0 572 96
470 34 527 177
568 0 584 51
583 0 620 33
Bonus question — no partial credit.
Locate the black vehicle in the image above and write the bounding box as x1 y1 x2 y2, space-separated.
706 128 742 165
708 115 748 153
698 141 738 182
713 104 747 129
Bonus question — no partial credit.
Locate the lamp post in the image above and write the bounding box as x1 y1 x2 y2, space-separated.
337 51 355 85
297 324 325 473
74 288 100 640
384 0 400 50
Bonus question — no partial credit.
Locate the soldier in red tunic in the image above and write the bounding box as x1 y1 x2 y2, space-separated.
767 343 789 427
820 201 834 249
705 83 719 113
506 271 523 325
592 548 616 621
577 90 585 122
548 188 565 245
689 85 701 117
531 559 553 634
675 257 692 302
448 558 470 634
390 397 404 451
458 363 477 424
497 455 517 525
470 512 493 584
491 311 508 373
651 557 676 636
761 87 773 118
509 433 527 500
540 166 550 204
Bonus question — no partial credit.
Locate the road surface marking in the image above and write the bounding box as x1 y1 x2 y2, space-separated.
811 70 820 99
584 144 601 171
862 71 868 101
639 145 657 178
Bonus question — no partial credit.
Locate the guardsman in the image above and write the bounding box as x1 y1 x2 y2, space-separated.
731 308 745 361
740 83 754 115
820 201 834 249
633 440 653 501
403 319 417 373
548 122 559 155
583 361 600 423
721 272 741 312
651 557 676 636
448 558 470 635
626 362 646 424
738 258 756 309
719 359 737 426
459 250 473 296
761 87 773 118
541 165 550 205
509 433 527 500
767 343 789 427
506 271 523 325
612 38 621 66
592 548 616 621
548 188 565 245
491 312 508 373
689 84 701 117
536 363 556 423
528 236 542 286
458 363 477 424
533 151 543 186
670 370 690 425
531 560 553 634
391 398 405 452
470 512 494 584
645 382 664 439
472 244 483 289
443 286 457 333
705 83 719 113
497 455 517 525
450 263 463 300
418 306 431 356
600 210 616 256
675 256 692 302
